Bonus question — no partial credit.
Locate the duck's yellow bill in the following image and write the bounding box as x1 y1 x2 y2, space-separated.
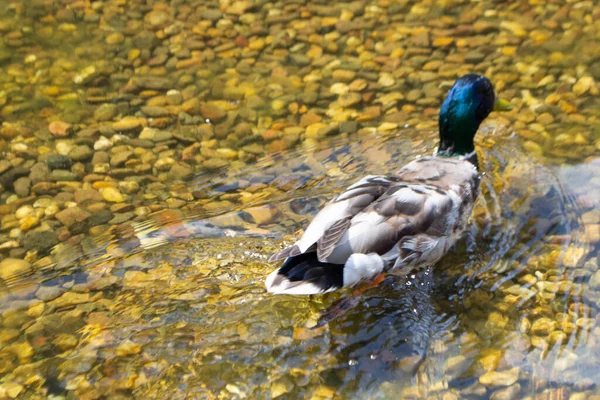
494 98 513 111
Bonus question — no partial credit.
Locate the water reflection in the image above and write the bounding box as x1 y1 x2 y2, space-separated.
1 131 599 399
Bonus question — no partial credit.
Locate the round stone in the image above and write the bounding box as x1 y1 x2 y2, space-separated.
100 187 125 203
105 32 125 45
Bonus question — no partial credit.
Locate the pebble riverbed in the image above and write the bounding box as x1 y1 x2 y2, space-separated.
1 0 600 399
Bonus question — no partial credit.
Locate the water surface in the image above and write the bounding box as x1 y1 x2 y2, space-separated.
1 0 600 399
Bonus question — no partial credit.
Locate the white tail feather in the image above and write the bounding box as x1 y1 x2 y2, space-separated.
265 269 333 295
343 253 385 287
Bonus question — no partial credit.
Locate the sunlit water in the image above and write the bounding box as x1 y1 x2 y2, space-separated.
1 0 600 398
1 127 598 399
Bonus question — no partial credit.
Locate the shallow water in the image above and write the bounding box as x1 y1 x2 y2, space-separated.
2 129 600 399
1 0 600 399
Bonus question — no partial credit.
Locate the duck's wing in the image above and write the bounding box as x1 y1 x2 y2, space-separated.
322 158 479 267
321 183 451 263
269 175 397 262
266 183 458 295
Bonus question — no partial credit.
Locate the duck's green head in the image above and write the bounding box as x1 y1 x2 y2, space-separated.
437 74 512 156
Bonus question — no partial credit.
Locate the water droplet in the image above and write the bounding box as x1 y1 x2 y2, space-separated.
406 281 412 286
348 359 358 366
404 124 409 128
205 118 211 124
370 354 377 360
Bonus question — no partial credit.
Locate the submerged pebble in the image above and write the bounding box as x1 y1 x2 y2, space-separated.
0 0 598 399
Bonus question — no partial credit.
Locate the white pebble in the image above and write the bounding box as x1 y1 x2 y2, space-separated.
15 205 35 219
94 136 113 151
5 195 19 204
11 143 28 152
34 198 55 208
9 228 22 239
44 204 60 217
330 83 349 95
112 134 128 143
55 141 74 155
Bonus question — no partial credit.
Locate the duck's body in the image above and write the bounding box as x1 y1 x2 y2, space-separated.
265 74 511 295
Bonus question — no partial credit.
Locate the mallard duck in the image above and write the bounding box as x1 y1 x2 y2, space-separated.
265 74 512 295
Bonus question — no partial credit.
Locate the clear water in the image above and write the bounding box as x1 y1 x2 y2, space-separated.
0 0 599 399
3 128 599 399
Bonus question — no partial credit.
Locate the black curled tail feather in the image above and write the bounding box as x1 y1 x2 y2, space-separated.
265 252 344 295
